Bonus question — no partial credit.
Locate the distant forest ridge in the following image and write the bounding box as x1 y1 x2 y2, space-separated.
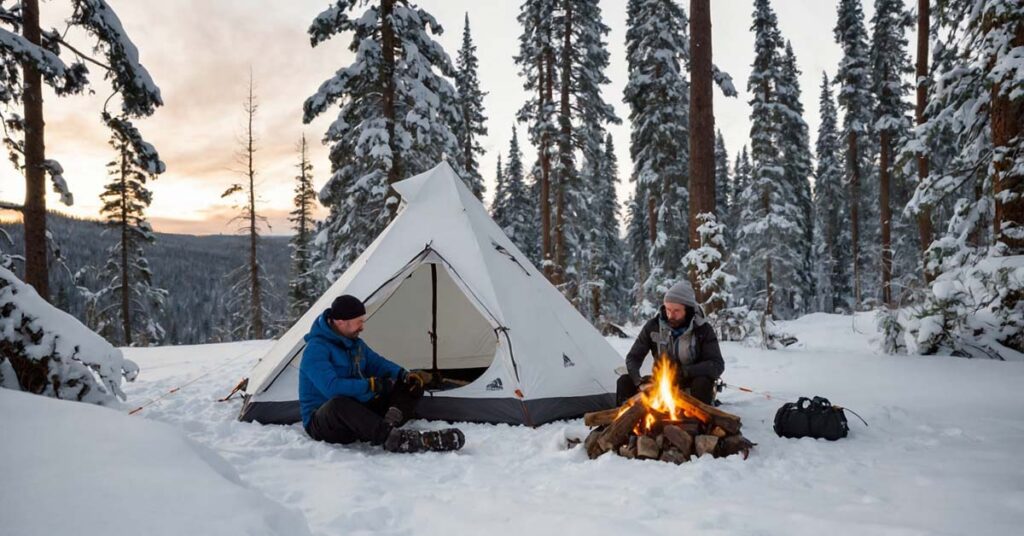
1 212 292 345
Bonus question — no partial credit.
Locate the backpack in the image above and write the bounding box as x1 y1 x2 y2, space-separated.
773 396 851 441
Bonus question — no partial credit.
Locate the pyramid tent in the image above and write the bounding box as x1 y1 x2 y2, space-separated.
238 161 622 426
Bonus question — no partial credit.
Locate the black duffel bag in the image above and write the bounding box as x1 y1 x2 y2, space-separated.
773 396 851 440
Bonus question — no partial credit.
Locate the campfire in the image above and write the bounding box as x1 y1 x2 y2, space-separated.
583 358 754 463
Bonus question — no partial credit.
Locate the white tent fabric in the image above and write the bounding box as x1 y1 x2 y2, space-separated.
238 162 622 425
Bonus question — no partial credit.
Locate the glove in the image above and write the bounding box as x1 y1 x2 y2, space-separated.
637 374 653 391
367 377 395 397
405 370 432 389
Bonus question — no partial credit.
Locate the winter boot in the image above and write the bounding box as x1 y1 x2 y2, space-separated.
384 428 422 453
420 428 465 452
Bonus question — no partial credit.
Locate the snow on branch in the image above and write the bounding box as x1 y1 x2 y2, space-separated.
103 113 165 175
0 266 139 404
0 27 88 95
41 159 73 206
70 0 162 116
308 0 358 47
713 64 737 97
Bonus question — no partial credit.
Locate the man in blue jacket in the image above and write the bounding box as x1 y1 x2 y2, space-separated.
299 295 465 453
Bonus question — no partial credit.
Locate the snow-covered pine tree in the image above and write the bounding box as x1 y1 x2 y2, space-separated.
870 0 914 307
304 0 462 281
491 153 506 221
494 126 540 264
683 212 735 320
0 0 161 301
813 73 853 313
221 76 271 340
834 0 879 310
895 0 1023 360
713 130 733 248
515 0 558 280
90 114 167 346
580 133 626 328
623 0 691 318
624 184 649 320
549 0 620 299
455 13 486 201
288 134 319 324
1 266 138 403
736 0 804 319
729 146 752 305
775 40 815 315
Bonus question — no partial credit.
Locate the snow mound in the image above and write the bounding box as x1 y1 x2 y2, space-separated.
0 388 311 536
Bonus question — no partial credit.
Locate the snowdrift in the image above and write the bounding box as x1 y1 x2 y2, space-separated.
0 388 311 536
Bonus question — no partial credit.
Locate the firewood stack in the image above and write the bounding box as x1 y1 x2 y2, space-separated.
582 389 754 463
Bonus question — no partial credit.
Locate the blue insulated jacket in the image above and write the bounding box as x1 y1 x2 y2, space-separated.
298 310 404 428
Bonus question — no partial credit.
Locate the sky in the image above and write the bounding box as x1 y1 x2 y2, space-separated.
0 0 908 236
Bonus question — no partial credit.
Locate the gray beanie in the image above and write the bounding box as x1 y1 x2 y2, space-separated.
664 280 697 307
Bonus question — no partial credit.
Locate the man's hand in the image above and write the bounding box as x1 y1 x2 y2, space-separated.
637 374 653 392
406 370 432 389
368 377 395 397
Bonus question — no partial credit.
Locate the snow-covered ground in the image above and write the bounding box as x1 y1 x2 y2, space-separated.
5 313 1024 535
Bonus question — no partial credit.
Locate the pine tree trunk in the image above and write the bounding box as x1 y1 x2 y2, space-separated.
247 81 263 340
688 0 715 306
540 31 554 282
21 0 49 301
553 0 573 287
880 130 893 307
119 146 133 346
647 194 657 245
848 131 861 309
991 17 1024 255
381 0 400 219
915 0 934 280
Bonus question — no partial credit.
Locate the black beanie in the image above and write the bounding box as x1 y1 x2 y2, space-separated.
328 295 366 321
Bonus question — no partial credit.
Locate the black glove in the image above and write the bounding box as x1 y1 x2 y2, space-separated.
367 377 395 397
636 374 653 390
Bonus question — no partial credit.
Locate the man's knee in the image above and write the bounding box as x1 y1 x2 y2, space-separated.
616 374 637 405
686 375 716 404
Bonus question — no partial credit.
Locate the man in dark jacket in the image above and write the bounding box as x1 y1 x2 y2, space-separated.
618 280 724 405
299 294 465 453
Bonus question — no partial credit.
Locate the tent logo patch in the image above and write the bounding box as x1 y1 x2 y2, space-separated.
562 353 575 368
485 378 503 391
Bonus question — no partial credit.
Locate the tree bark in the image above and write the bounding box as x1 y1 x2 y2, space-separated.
688 0 716 306
21 0 49 301
991 17 1024 255
915 0 934 281
553 0 573 287
381 0 401 219
120 145 132 346
880 130 893 307
540 22 554 282
848 131 861 309
246 78 263 339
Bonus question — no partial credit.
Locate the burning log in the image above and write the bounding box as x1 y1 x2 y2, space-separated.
595 401 646 455
662 425 694 459
695 435 719 457
718 434 755 459
636 435 660 459
584 358 753 464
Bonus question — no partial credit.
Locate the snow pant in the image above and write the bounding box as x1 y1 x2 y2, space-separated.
615 373 717 406
306 379 423 446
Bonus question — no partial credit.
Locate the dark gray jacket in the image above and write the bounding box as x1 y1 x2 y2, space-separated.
625 306 724 386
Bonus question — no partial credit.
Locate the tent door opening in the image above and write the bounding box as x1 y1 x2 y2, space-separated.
361 256 497 390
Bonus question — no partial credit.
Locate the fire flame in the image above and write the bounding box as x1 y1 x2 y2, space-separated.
619 356 709 435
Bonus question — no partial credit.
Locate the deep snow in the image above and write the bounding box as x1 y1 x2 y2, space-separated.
4 313 1024 535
